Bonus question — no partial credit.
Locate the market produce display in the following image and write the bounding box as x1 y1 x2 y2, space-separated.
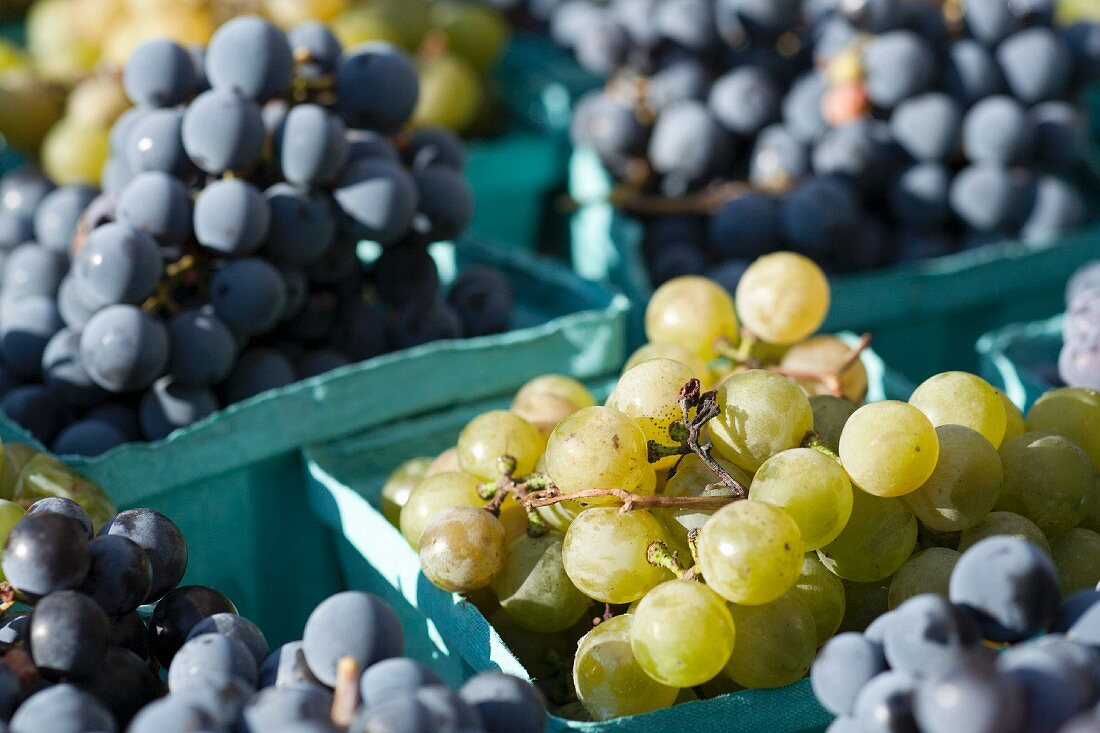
0 17 519 456
0 438 547 733
0 0 512 184
559 0 1100 285
814 535 1100 733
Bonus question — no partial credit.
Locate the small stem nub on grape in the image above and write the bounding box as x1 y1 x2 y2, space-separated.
802 431 841 462
330 656 360 727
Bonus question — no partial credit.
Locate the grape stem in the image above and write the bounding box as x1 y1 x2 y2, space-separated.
330 656 360 727
646 541 699 581
768 333 873 398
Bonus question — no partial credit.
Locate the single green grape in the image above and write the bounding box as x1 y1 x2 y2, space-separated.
562 508 668 604
545 407 648 504
735 252 829 345
817 488 917 582
838 578 891 633
607 358 696 452
749 448 853 551
995 432 1092 535
723 592 817 688
381 457 433 527
512 374 595 435
412 53 485 133
399 471 483 550
810 395 857 454
957 511 1052 555
710 370 814 472
429 0 510 72
0 499 25 582
887 547 960 610
418 507 505 593
909 371 1007 447
780 335 868 403
792 553 846 646
331 0 428 49
1026 387 1100 471
644 276 739 360
0 443 37 500
624 343 711 386
574 614 679 720
491 533 591 633
902 425 1003 532
1049 528 1100 596
997 389 1027 444
42 120 110 187
838 401 939 498
13 453 115 530
630 580 735 687
456 410 545 481
697 500 803 605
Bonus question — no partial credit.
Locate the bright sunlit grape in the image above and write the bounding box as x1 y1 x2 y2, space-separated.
562 508 669 604
793 553 846 646
735 252 829 345
456 410 545 481
491 532 591 633
545 407 649 503
399 471 484 550
749 448 853 551
887 547 960 609
838 401 939 498
779 335 868 402
909 371 1007 447
645 276 739 360
607 359 695 461
418 506 506 593
1026 387 1100 471
381 457 433 526
902 425 1003 532
723 591 817 688
710 370 814 472
624 343 711 385
817 488 917 582
995 432 1093 535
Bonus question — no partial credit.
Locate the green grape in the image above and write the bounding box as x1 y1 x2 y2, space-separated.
1078 477 1100 534
838 401 939 498
331 0 428 49
545 407 648 504
264 0 346 26
644 276 739 360
779 335 868 403
697 500 803 605
429 0 510 72
792 553 846 646
43 120 110 186
426 447 460 476
749 448 853 551
630 580 735 687
817 488 917 582
412 53 485 133
381 457 433 526
735 252 829 345
0 499 25 582
418 506 505 593
723 592 817 688
902 425 1003 532
657 454 751 547
562 508 668 604
573 614 679 721
491 533 591 633
887 547 960 610
66 75 128 129
995 432 1092 535
810 395 857 454
624 343 711 386
1049 528 1100 596
607 359 696 454
997 389 1027 444
536 499 578 534
512 374 595 435
957 511 1052 555
399 471 483 550
909 371 1007 447
710 370 814 472
0 443 37 500
14 453 115 530
457 410 545 481
498 495 530 547
839 578 891 633
0 72 66 152
1026 387 1100 471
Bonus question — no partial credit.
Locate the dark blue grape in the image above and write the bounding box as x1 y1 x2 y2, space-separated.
33 185 96 254
1019 175 1084 243
25 497 92 538
295 350 351 379
306 240 361 288
750 123 809 190
964 0 1022 43
139 376 219 441
0 210 32 248
182 88 265 175
86 402 142 442
949 164 1030 233
890 93 960 162
100 508 187 603
187 612 269 667
459 672 546 733
127 694 217 733
280 267 308 321
147 585 237 667
371 245 439 309
402 127 465 172
1052 590 1100 634
109 107 147 157
709 193 782 261
949 536 1060 643
853 671 918 733
411 166 474 242
839 0 903 32
72 222 163 307
883 594 979 677
123 39 197 108
336 44 420 134
1068 593 1100 646
811 120 894 188
415 685 483 730
222 348 296 404
1030 102 1086 173
812 15 857 66
301 591 403 687
167 308 237 387
193 178 270 256
1 168 54 219
783 73 829 143
78 646 162 727
1064 22 1100 83
260 641 322 689
890 163 951 230
913 654 1023 733
101 157 134 196
28 590 108 679
211 258 287 336
79 304 169 393
10 684 115 733
812 632 888 716
168 632 259 691
706 259 750 293
332 299 388 361
447 265 513 338
780 176 861 258
288 20 342 77
2 514 88 595
709 66 780 136
645 59 710 114
0 384 65 443
116 171 193 245
998 643 1091 733
963 95 1035 165
654 0 719 52
997 27 1072 105
0 295 63 379
649 240 706 284
205 16 293 101
862 31 937 110
573 19 630 75
359 657 443 707
2 244 66 304
52 420 126 457
943 40 1004 106
569 91 648 174
107 610 149 658
243 685 332 732
262 186 334 269
286 291 339 343
278 104 348 188
333 159 418 245
124 108 190 177
346 130 401 167
393 299 463 349
648 100 732 194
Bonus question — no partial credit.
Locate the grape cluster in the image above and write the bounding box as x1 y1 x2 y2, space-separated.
383 250 1100 721
814 535 1100 733
562 0 1100 285
1061 260 1100 389
0 439 546 733
0 16 517 457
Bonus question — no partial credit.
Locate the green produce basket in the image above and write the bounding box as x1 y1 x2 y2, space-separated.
0 238 629 647
976 316 1063 412
303 336 908 733
569 139 1100 382
494 33 601 137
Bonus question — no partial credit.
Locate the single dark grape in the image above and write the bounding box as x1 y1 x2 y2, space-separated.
3 513 91 598
99 508 187 603
147 584 238 667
